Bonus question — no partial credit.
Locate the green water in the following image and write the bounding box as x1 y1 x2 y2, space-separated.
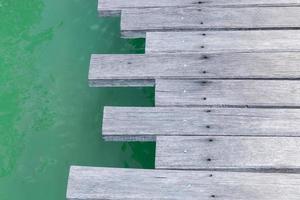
0 0 155 199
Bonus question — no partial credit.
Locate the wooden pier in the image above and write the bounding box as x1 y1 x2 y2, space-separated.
67 0 300 199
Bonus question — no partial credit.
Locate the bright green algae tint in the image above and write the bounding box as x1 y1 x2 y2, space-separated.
0 0 155 199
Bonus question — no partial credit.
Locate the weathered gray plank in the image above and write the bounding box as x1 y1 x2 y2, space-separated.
156 136 300 171
102 107 300 141
122 7 300 38
156 79 300 107
89 53 300 87
99 0 300 16
67 166 300 200
146 30 300 53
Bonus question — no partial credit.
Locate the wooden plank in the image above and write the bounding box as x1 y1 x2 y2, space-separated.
156 79 300 107
146 30 300 53
122 7 300 38
156 136 300 171
89 53 300 87
67 166 300 200
98 0 300 16
102 107 300 141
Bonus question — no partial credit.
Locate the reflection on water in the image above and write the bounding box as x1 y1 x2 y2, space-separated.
0 0 154 199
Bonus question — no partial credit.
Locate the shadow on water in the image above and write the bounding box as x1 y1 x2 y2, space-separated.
0 0 155 199
97 87 156 169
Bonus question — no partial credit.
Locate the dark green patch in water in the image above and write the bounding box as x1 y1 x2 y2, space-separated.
0 0 155 199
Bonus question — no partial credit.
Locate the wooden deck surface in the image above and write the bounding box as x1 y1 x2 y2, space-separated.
67 0 300 199
156 136 300 171
155 79 300 107
121 7 300 38
89 53 300 87
146 31 300 53
102 107 300 140
98 0 300 16
68 166 300 200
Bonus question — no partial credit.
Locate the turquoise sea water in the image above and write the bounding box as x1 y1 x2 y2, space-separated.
0 0 155 199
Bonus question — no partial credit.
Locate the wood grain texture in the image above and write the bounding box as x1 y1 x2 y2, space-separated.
122 7 300 38
156 136 300 171
102 107 300 141
89 53 300 86
156 79 300 107
98 0 300 16
146 30 300 53
67 166 300 200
